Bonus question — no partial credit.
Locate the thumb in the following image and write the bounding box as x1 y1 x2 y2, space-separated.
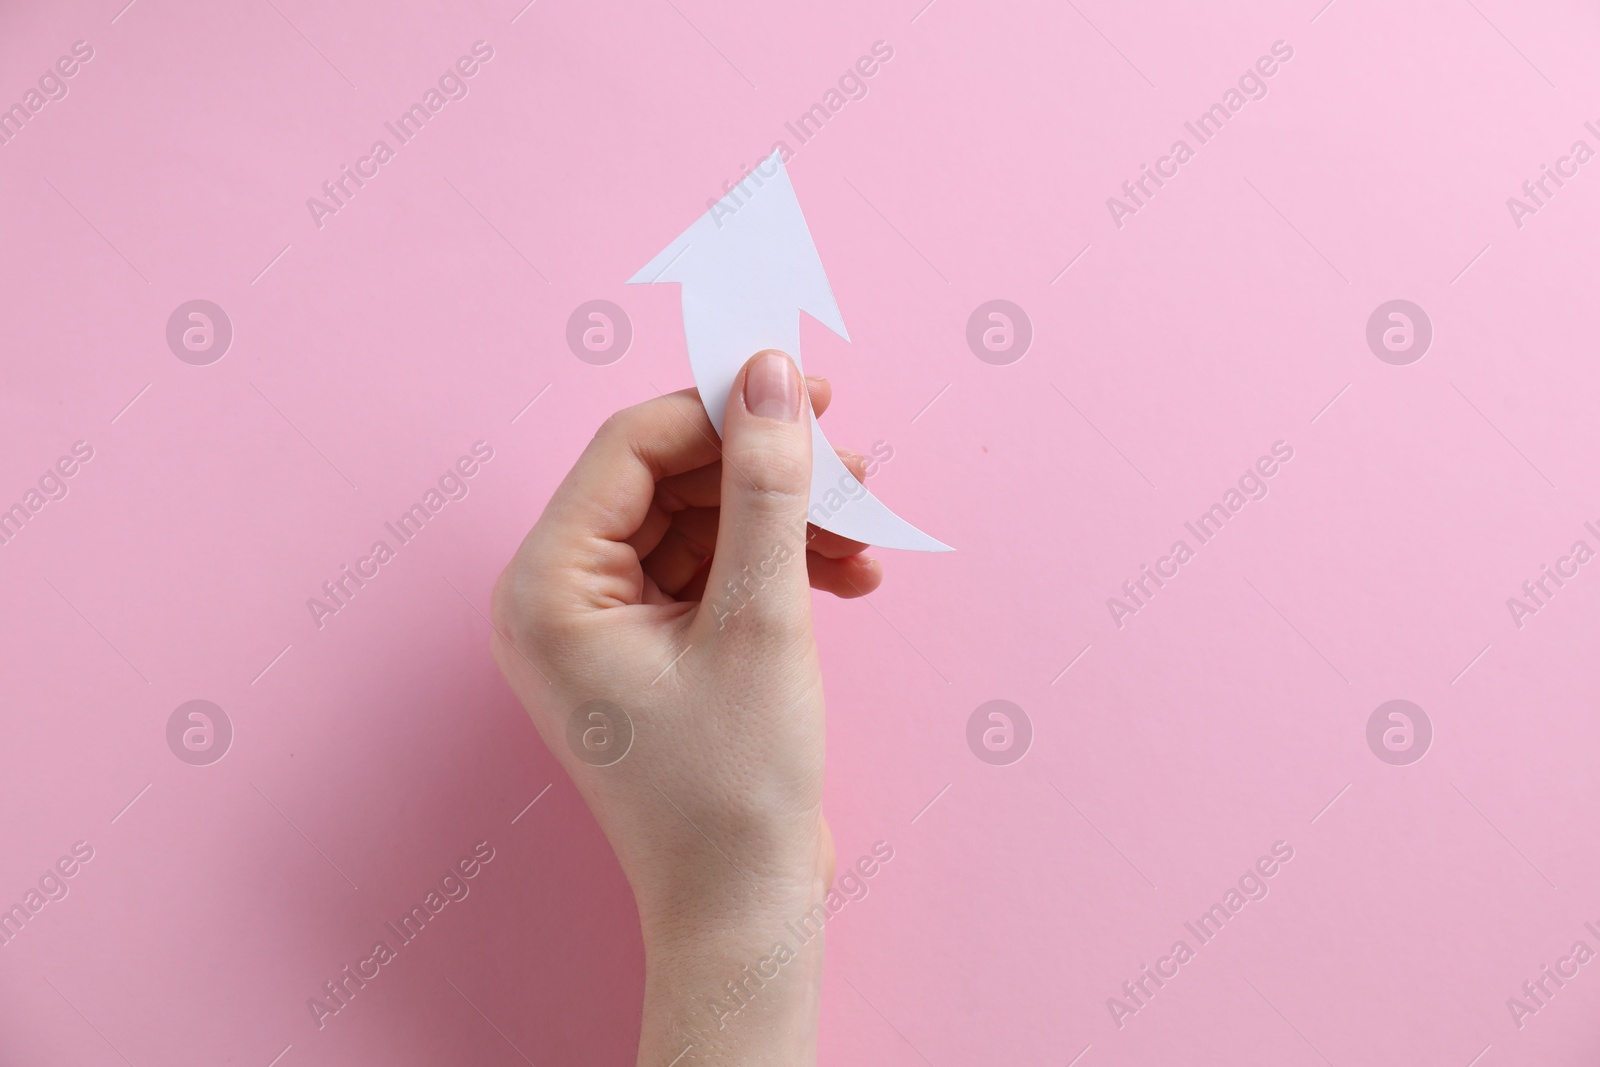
699 350 814 637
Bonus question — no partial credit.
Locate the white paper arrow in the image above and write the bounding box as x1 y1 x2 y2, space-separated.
628 151 951 552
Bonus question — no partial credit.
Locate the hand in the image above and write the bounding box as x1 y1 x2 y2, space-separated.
490 350 882 1065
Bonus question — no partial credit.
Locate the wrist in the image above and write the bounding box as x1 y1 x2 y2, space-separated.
629 806 834 942
636 909 826 1067
632 827 834 1066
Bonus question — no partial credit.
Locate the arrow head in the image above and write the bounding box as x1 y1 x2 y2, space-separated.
628 150 849 341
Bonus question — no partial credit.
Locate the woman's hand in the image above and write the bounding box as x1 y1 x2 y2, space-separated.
490 350 881 1065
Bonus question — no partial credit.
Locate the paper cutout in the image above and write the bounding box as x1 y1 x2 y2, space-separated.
628 151 952 552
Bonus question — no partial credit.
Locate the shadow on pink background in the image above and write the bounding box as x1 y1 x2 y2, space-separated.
2 0 1599 1063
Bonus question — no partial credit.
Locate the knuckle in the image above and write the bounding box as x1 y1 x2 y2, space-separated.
739 598 809 641
725 442 810 504
713 599 807 646
592 410 634 450
490 561 562 652
489 566 534 646
488 566 522 635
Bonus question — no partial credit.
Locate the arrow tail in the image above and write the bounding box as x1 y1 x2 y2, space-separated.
807 420 952 552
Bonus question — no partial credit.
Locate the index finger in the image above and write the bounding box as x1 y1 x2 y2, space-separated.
539 377 837 549
536 387 722 550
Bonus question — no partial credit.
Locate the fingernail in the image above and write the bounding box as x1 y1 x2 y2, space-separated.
745 351 800 421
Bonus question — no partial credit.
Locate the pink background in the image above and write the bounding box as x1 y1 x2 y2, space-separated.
3 0 1599 1063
